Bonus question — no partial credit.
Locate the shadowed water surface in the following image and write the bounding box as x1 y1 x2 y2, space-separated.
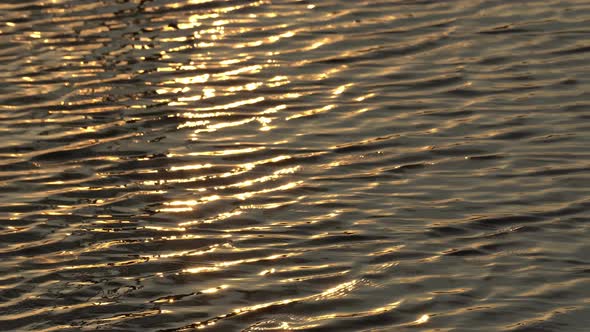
1 0 590 331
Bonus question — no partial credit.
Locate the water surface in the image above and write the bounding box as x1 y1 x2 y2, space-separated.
1 0 590 331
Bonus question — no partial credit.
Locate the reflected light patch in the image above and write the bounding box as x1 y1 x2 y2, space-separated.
159 195 220 212
305 300 402 323
257 116 274 131
183 253 297 274
193 117 255 134
259 268 276 275
286 104 334 120
178 120 209 129
174 73 210 85
267 76 290 87
227 81 263 92
234 30 297 48
220 57 250 66
201 285 229 294
179 210 242 227
355 92 375 102
185 146 264 156
260 104 287 114
234 181 302 200
304 36 340 51
191 96 264 111
215 166 300 190
150 245 219 260
415 314 430 325
169 163 212 171
332 83 353 97
167 195 220 206
157 207 193 213
215 65 263 80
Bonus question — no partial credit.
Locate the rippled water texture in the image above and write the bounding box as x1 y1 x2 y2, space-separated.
1 0 590 331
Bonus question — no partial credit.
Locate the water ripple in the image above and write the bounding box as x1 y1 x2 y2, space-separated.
1 0 590 331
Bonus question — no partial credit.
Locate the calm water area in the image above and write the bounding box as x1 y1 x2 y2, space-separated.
1 0 590 331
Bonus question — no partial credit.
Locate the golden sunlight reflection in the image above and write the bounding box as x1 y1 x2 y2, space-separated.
234 29 297 49
414 314 430 325
286 105 335 120
182 278 392 329
3 0 586 330
214 166 300 190
150 245 220 261
304 300 403 323
38 2 414 329
169 163 212 172
159 195 220 213
174 146 264 157
183 253 297 275
332 83 354 97
355 92 376 102
239 198 302 210
304 35 342 51
178 210 243 227
190 96 264 112
151 285 227 304
234 181 302 200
